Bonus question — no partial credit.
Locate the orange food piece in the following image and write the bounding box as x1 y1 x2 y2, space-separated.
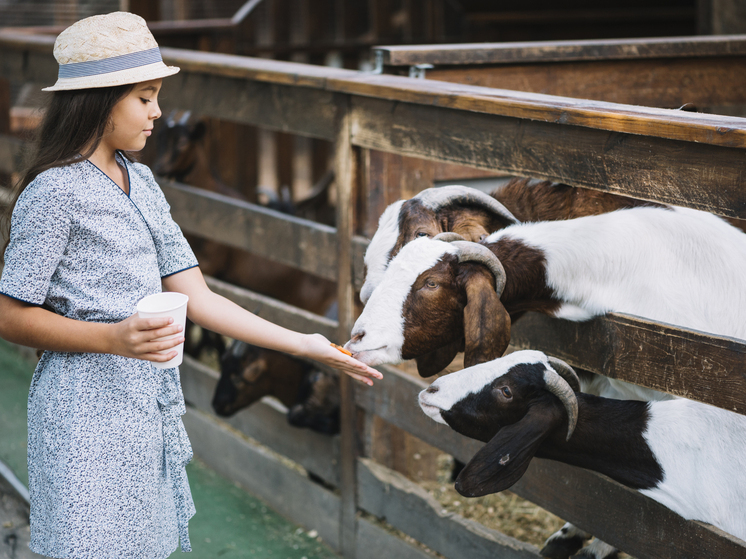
331 343 352 356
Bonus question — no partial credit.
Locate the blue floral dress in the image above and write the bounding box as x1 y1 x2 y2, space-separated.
0 153 199 559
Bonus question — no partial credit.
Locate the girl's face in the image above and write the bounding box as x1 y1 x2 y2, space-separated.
104 78 163 153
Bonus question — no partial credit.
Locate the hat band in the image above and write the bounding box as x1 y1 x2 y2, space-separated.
58 47 163 79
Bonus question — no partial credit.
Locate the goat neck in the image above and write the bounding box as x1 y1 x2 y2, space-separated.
534 393 664 490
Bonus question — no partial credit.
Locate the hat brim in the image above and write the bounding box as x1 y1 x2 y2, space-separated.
42 62 180 92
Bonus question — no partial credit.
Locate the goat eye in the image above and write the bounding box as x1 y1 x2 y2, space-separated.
500 386 512 399
415 231 429 238
425 280 438 289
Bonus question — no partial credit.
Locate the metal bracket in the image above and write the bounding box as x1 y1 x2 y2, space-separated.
409 63 434 79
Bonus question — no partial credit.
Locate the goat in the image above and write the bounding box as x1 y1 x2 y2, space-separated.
213 339 340 435
418 350 746 545
346 206 746 386
360 179 664 304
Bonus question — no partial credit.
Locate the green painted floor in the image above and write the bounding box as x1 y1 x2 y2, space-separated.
0 339 339 559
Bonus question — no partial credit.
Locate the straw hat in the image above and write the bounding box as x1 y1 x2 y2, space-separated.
42 12 179 91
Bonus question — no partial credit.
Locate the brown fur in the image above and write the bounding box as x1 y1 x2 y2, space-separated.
399 239 562 377
493 177 666 223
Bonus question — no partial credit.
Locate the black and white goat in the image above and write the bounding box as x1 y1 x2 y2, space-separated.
418 350 746 545
346 206 746 388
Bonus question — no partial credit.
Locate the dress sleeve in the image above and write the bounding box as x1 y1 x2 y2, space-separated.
0 177 71 305
137 164 198 278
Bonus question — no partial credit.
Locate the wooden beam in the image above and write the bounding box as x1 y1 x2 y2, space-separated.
374 35 746 67
510 312 746 415
334 99 359 558
357 458 542 559
349 96 746 219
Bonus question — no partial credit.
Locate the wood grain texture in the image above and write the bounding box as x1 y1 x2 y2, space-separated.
159 180 339 281
376 35 746 66
510 312 746 415
349 96 746 219
357 458 542 559
425 57 746 110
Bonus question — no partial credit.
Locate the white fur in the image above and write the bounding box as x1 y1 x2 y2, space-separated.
418 350 550 424
641 399 746 540
360 200 404 305
359 206 746 401
348 237 457 366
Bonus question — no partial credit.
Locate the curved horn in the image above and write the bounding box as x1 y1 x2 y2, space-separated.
543 368 578 441
433 232 466 243
451 240 506 296
415 185 519 225
547 357 581 392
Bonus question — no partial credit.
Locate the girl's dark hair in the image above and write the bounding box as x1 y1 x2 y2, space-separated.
1 84 135 260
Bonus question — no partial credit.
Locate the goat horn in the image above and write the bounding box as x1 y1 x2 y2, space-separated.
543 368 578 441
547 357 581 392
451 240 506 296
433 232 466 242
179 110 192 125
414 185 519 225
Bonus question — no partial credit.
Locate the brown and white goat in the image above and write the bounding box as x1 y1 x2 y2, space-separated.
347 206 746 388
360 179 664 304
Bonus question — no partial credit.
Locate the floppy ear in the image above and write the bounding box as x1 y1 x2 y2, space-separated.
462 270 511 367
454 404 562 497
415 339 462 377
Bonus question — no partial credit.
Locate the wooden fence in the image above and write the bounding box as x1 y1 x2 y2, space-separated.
1 30 746 559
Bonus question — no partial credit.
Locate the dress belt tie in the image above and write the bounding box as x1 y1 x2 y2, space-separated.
157 367 195 552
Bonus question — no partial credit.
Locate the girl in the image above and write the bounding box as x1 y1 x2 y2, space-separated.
0 12 381 559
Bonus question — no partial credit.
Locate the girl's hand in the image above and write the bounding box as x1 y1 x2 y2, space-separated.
299 333 383 386
109 312 185 363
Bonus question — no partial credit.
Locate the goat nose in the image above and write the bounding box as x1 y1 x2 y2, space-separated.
351 330 365 343
426 385 439 394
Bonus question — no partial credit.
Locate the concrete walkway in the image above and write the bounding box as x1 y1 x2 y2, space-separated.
0 340 339 559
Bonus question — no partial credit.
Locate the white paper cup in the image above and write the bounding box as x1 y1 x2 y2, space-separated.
136 292 189 369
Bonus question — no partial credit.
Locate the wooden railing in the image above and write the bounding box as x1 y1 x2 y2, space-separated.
2 31 746 559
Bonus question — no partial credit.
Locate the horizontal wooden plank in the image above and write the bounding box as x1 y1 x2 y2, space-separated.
180 355 340 486
357 363 746 559
183 406 342 550
349 96 746 219
331 72 746 149
356 516 439 559
425 57 746 110
204 275 338 340
4 32 746 150
159 180 339 282
375 35 746 66
158 65 341 140
357 458 541 559
510 312 746 415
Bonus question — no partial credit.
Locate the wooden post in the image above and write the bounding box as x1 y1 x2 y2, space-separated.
335 98 358 558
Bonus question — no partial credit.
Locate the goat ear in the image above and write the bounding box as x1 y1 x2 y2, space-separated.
455 404 562 497
463 270 511 367
415 339 462 377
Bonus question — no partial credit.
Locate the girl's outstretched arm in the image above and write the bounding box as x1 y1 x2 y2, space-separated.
162 267 382 386
0 293 185 363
